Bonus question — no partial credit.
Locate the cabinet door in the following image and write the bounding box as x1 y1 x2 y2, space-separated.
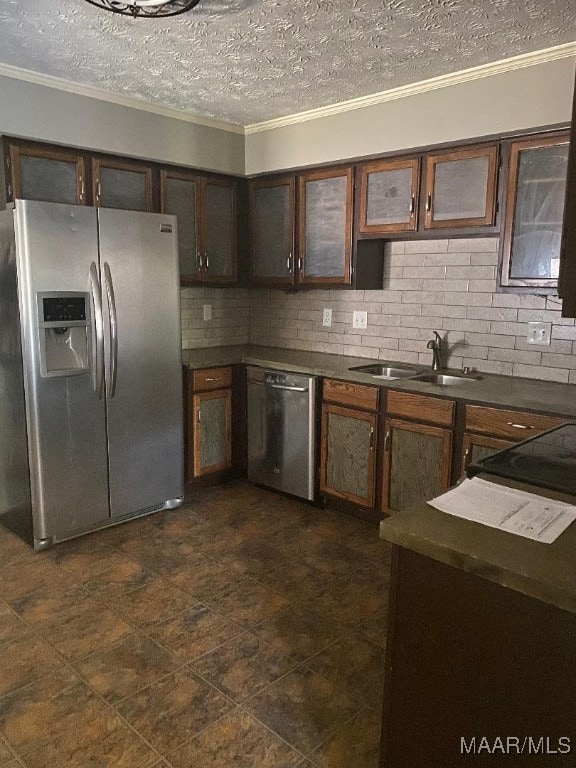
193 389 232 476
250 176 296 285
299 168 353 285
558 79 576 316
424 145 498 229
382 418 452 515
161 170 202 283
93 158 153 211
461 433 513 475
202 178 237 283
9 144 86 205
320 404 376 508
501 134 569 288
358 158 419 234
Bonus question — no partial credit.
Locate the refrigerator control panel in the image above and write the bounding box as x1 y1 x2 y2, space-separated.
42 296 87 323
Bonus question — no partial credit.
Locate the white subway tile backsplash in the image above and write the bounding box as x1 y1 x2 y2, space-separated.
179 240 576 387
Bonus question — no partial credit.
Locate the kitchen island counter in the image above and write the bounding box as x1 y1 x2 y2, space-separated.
378 478 576 767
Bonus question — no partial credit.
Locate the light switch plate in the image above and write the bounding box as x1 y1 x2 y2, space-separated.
527 321 551 345
323 308 332 327
352 310 368 330
203 304 212 321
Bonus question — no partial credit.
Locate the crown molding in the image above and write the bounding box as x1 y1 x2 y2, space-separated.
0 61 245 135
244 42 576 135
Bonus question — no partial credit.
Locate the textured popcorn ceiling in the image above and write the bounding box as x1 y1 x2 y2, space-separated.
0 0 574 126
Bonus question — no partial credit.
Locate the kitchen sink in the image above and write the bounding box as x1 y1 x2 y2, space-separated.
411 372 483 386
348 364 421 379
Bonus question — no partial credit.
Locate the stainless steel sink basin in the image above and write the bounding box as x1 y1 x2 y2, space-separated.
349 364 420 379
412 372 483 386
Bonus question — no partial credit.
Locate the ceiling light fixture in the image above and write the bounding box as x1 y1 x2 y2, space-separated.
84 0 201 17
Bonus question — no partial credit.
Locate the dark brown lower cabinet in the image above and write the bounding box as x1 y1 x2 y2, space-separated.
320 403 377 508
461 432 513 474
192 389 232 477
381 547 576 768
382 418 452 515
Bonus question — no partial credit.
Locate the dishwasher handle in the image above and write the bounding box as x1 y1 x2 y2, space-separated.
248 379 309 393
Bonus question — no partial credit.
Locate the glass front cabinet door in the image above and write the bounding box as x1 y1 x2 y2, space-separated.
250 175 296 286
500 133 569 289
93 158 153 212
193 390 232 476
8 144 86 205
298 167 354 285
161 170 202 282
358 157 420 234
424 145 499 230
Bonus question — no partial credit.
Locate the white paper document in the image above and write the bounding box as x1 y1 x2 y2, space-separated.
429 477 576 543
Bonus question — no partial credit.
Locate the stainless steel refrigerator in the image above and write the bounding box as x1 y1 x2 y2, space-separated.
0 200 184 550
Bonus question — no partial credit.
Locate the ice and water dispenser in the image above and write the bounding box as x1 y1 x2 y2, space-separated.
37 293 90 377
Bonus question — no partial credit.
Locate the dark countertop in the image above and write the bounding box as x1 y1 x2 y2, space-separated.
182 344 576 419
379 476 576 615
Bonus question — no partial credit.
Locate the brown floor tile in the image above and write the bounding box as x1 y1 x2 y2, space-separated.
190 632 296 702
356 605 389 649
252 606 347 663
116 668 233 754
0 603 32 645
0 635 65 698
0 532 34 571
0 735 13 760
124 539 203 576
47 542 120 579
289 540 372 579
311 709 382 768
152 508 218 542
10 583 91 629
80 552 157 596
166 709 303 768
74 635 179 704
107 579 193 628
169 558 248 601
306 633 386 710
195 526 253 557
0 669 104 755
0 559 66 603
38 603 134 662
214 539 290 577
204 579 292 629
244 666 360 755
301 579 387 629
253 567 347 603
22 709 158 768
147 604 242 662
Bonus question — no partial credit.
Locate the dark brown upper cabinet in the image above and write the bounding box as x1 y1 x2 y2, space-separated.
500 132 569 290
558 77 576 317
358 157 420 235
161 169 237 285
249 175 296 286
423 144 499 230
92 157 154 212
6 142 87 206
298 167 354 285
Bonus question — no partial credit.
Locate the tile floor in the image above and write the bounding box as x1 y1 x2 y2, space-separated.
0 481 391 768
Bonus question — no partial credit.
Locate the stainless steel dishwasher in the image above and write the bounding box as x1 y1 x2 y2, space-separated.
247 367 317 501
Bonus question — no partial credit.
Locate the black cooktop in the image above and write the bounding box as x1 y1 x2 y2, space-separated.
467 424 576 496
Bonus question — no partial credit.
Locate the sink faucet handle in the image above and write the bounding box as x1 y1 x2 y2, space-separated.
434 330 442 346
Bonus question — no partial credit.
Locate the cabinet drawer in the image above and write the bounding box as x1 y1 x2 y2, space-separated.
192 366 232 392
387 391 454 427
323 378 378 411
465 405 567 440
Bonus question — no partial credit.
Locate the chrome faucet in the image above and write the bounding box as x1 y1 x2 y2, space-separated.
427 331 443 371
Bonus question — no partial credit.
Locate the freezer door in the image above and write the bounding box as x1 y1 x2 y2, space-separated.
14 201 110 543
98 208 183 518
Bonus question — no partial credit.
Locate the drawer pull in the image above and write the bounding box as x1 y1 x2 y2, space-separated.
205 377 223 382
506 422 535 430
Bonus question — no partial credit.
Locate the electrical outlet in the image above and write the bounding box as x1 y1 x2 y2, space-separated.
527 321 551 345
322 308 332 327
352 310 368 330
203 304 212 321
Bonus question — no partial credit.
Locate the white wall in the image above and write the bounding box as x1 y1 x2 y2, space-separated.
245 57 576 175
0 75 245 175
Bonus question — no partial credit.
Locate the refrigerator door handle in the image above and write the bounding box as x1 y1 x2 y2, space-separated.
103 262 118 399
89 261 105 399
